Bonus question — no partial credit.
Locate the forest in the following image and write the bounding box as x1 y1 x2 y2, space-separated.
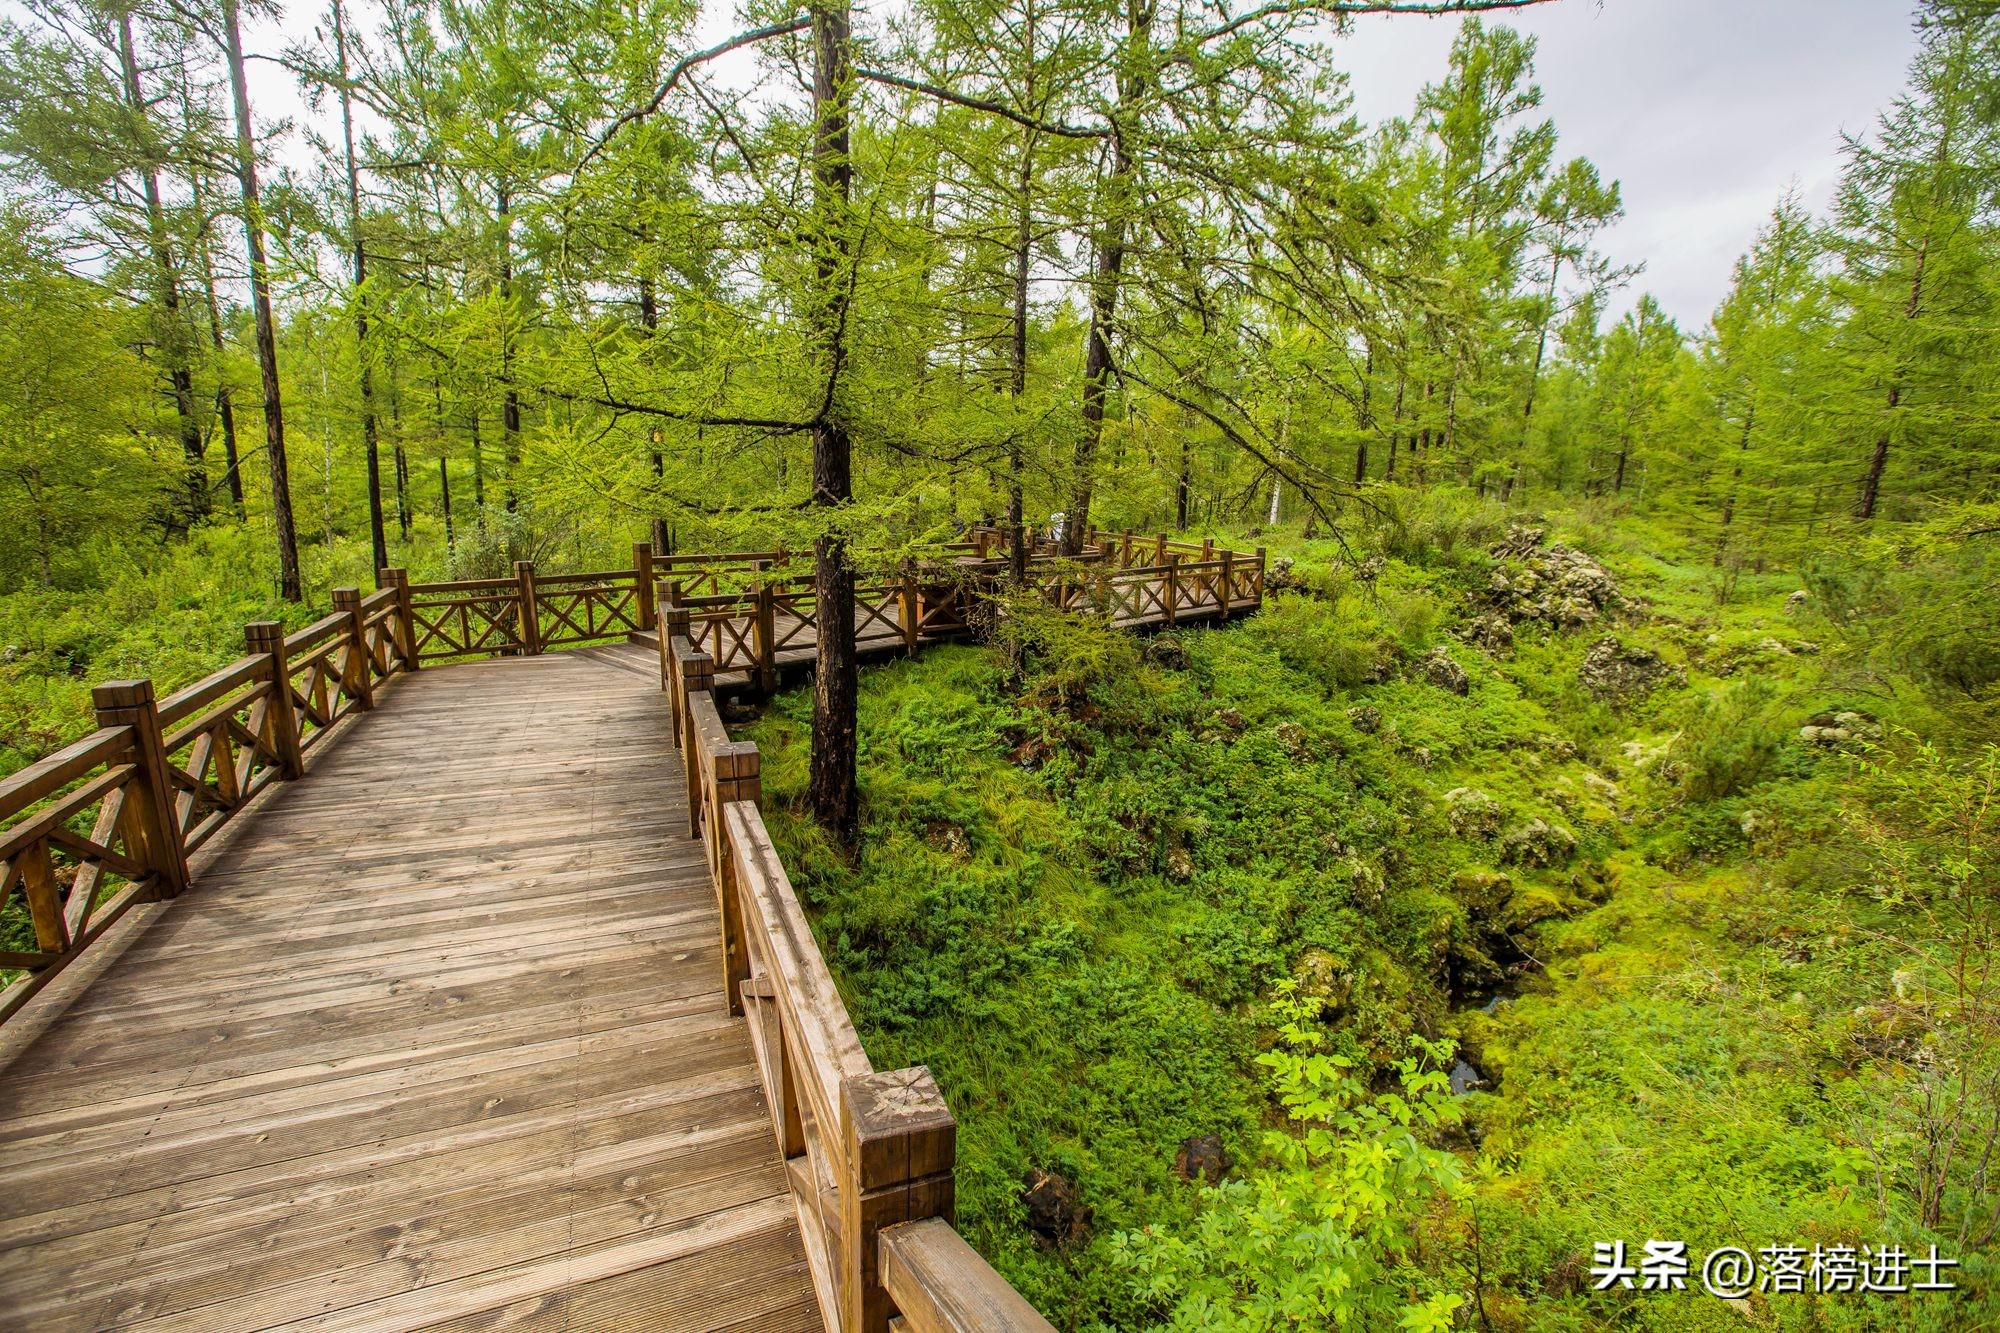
0 0 1997 1325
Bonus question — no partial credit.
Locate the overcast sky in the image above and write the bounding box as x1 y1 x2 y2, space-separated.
213 0 1931 331
1334 0 1922 327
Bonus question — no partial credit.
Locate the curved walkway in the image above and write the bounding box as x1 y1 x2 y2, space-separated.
0 648 819 1332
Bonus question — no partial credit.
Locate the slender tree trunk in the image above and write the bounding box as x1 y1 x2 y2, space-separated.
499 186 521 514
189 181 243 511
806 0 859 843
470 409 486 523
438 452 454 544
1385 371 1404 481
222 0 300 600
1066 0 1150 555
117 13 206 527
389 356 411 539
1007 124 1036 587
333 0 386 574
638 274 669 552
1175 422 1191 531
1858 245 1927 520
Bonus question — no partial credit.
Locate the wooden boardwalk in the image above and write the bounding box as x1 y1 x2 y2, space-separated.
0 647 821 1331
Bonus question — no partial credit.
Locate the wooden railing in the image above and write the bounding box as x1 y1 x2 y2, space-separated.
0 576 417 1024
668 632 1054 1333
660 527 1265 692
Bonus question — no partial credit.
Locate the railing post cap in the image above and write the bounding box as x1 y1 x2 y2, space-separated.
245 619 282 635
331 585 360 602
843 1066 956 1190
92 679 155 708
515 560 535 573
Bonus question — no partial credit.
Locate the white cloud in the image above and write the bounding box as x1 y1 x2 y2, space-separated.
1331 0 1921 328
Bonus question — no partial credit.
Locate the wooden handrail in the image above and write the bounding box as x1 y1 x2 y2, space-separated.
667 633 1052 1332
0 577 422 1025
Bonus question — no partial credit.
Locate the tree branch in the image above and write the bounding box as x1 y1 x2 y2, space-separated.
855 69 1110 139
583 17 814 172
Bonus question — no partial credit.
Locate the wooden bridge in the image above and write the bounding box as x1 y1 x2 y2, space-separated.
0 528 1262 1331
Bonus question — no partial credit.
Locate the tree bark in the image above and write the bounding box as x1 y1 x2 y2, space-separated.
1066 0 1150 555
805 0 859 844
333 0 386 575
499 186 521 513
222 0 300 600
116 13 206 527
189 187 243 512
638 274 669 552
1007 120 1036 587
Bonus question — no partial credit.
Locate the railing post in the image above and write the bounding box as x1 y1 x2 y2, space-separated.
842 1068 957 1333
245 621 306 780
754 569 778 696
899 559 921 653
514 561 542 654
633 541 657 631
1164 553 1180 626
1121 529 1134 567
663 585 689 695
1155 532 1168 565
91 680 189 900
330 588 376 711
1202 537 1214 562
711 740 759 1013
379 568 419 670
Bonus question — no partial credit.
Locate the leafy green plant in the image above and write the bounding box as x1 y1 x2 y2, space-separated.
1111 983 1468 1331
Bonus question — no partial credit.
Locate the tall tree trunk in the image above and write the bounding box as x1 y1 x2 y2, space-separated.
1007 123 1036 587
1175 423 1191 531
190 194 243 512
333 0 386 575
440 455 455 550
470 409 486 522
806 0 859 843
499 185 521 513
638 274 669 552
1858 244 1927 520
222 0 300 600
1066 0 1150 555
117 13 206 527
389 356 411 539
1384 371 1404 481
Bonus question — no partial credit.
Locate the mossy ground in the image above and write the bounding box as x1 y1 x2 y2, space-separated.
751 500 1998 1331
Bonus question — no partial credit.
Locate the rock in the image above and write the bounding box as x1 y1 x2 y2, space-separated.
924 821 970 858
1264 556 1306 593
1787 590 1810 611
1020 1169 1090 1247
1416 647 1470 696
1347 705 1382 734
1355 554 1387 584
1490 522 1547 559
1480 541 1629 631
1209 707 1246 735
1794 640 1821 655
1756 637 1792 655
1173 1133 1229 1185
1445 788 1504 839
1453 868 1514 915
1500 818 1577 868
1143 634 1189 670
1578 636 1683 701
1800 709 1882 748
1409 746 1433 769
1274 722 1311 757
1166 845 1196 882
1448 1058 1487 1095
1463 612 1514 652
